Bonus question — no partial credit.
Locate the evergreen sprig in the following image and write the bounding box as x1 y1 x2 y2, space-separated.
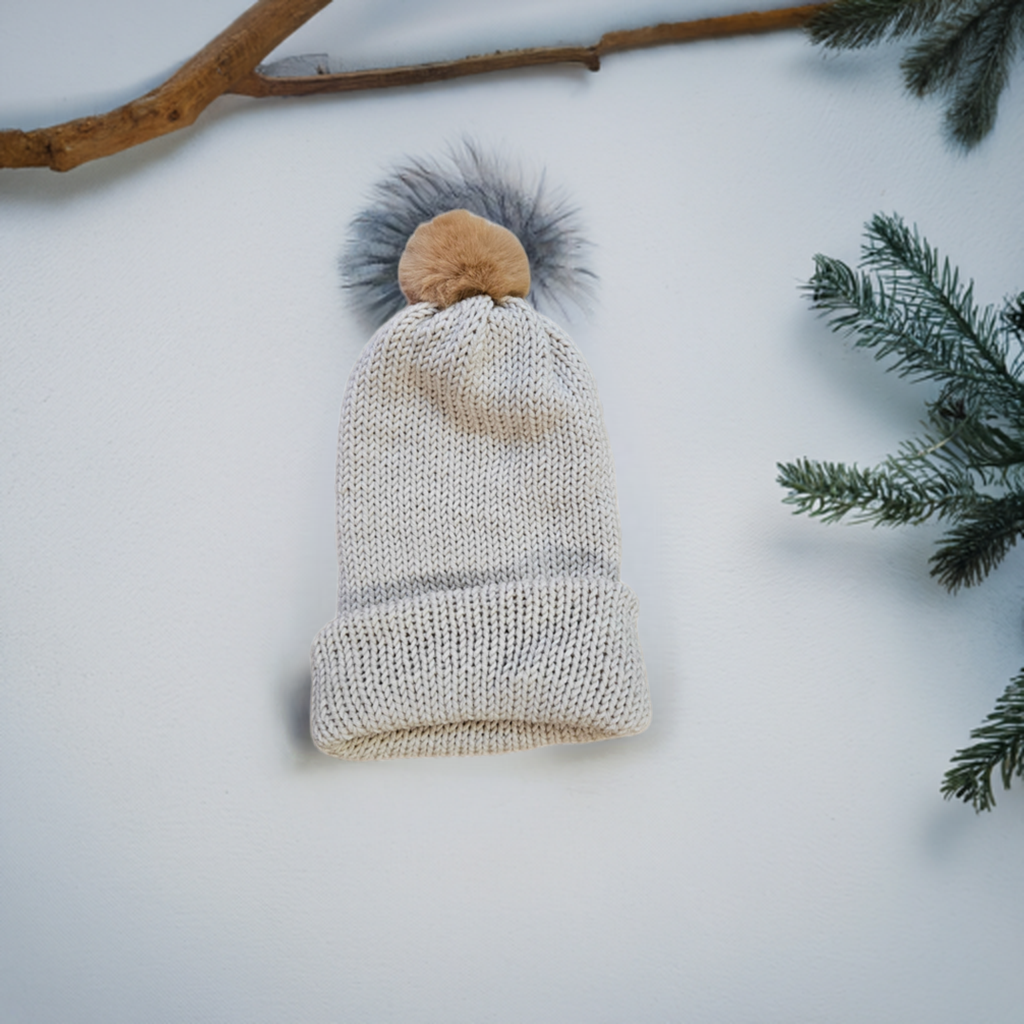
929 493 1024 588
779 212 1024 809
941 670 1024 809
807 0 1024 147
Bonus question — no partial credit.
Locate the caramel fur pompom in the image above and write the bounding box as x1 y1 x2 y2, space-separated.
398 210 530 309
342 142 595 327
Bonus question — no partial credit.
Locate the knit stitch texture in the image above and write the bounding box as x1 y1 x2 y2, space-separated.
311 295 650 758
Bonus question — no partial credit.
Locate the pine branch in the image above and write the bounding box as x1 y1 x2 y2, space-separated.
899 0 1024 145
915 407 1024 478
1003 292 1024 341
807 0 962 48
808 214 1023 415
777 456 976 524
862 215 1006 375
785 213 1024 809
901 0 1012 95
940 1 1024 145
929 493 1024 588
942 669 1024 810
807 254 977 385
806 0 1024 146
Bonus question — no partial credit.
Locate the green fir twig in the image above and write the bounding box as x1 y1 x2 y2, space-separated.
807 0 957 48
929 493 1024 589
942 670 1024 809
780 212 1024 810
807 0 1024 147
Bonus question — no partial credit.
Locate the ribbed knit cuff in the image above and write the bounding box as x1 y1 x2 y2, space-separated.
310 576 651 759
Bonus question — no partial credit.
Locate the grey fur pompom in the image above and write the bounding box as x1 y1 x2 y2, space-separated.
342 142 595 327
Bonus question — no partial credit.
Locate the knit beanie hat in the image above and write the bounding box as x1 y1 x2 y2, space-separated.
310 164 650 759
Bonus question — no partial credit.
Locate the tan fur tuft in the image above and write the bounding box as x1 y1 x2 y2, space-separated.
398 209 531 308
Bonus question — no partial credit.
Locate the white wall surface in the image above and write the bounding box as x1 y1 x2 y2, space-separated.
3 2 1024 1021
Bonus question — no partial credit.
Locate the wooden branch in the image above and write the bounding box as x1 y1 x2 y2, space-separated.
0 2 827 172
0 0 332 172
232 4 828 97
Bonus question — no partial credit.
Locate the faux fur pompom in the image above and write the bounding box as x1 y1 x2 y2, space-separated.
342 143 595 327
398 210 530 308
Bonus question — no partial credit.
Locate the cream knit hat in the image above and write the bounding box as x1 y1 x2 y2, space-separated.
311 181 650 759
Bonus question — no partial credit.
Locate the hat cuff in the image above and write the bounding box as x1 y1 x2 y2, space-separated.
310 576 650 759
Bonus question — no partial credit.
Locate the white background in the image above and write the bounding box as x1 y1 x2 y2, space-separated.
3 2 1024 1021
